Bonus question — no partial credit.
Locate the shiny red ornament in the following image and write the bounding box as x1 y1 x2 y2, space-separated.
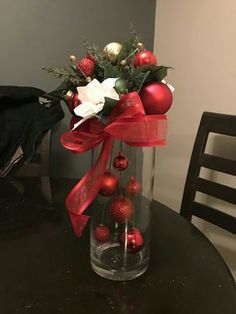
77 57 95 77
133 50 157 68
66 92 80 113
72 93 80 108
109 196 133 223
140 81 173 114
94 224 110 242
125 177 141 195
99 171 119 197
113 152 128 171
119 228 144 253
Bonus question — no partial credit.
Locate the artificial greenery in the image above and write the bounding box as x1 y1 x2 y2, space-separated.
43 28 171 105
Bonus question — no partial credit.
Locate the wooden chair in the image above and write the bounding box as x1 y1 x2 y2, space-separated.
180 112 236 234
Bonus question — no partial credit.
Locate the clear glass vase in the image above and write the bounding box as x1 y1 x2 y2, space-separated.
90 140 155 281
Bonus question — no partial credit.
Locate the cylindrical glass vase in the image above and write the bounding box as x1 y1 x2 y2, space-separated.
90 140 155 281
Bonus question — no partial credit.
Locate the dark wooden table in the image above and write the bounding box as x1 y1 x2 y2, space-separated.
0 177 235 314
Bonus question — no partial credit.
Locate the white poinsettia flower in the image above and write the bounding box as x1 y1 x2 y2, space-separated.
162 79 175 93
74 78 119 120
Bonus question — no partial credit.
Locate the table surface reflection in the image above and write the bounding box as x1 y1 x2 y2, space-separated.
0 177 235 314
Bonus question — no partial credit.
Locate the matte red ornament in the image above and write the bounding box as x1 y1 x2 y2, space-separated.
133 50 157 68
113 152 128 171
140 81 173 114
99 171 119 197
94 224 110 242
86 52 96 64
119 228 144 253
77 57 95 77
109 196 133 223
125 177 141 195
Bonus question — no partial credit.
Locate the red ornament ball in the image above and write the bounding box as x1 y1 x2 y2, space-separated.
99 171 119 197
133 50 157 68
119 228 144 253
77 57 95 77
125 177 141 195
94 224 110 242
109 196 133 223
140 81 173 114
71 93 80 112
65 91 80 113
86 52 96 64
113 152 128 171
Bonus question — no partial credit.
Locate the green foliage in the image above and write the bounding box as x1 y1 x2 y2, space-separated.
47 79 77 100
131 65 172 85
101 97 118 116
103 63 122 80
130 71 151 92
117 29 140 65
83 40 107 69
43 27 173 108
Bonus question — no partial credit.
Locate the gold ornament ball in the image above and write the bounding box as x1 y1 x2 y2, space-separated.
103 42 123 64
137 42 144 50
69 55 77 62
65 90 74 101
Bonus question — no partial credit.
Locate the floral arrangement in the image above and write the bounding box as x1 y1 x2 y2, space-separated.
44 28 174 238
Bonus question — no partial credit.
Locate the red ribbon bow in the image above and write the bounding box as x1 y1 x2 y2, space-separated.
61 92 167 237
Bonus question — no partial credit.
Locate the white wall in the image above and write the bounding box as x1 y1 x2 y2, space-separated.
154 0 236 278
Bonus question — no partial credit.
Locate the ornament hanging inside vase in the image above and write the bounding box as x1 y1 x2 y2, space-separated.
109 196 133 223
119 228 144 253
140 81 173 114
94 224 110 242
133 50 157 68
113 152 128 171
125 177 141 195
99 171 119 197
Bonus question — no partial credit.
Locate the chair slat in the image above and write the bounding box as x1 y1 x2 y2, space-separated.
205 113 236 136
192 201 236 234
196 178 236 205
201 154 236 176
180 112 236 234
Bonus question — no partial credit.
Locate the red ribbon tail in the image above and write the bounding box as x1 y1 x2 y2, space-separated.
66 136 113 237
68 211 90 238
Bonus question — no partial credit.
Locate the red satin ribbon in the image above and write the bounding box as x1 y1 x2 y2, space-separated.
61 92 167 237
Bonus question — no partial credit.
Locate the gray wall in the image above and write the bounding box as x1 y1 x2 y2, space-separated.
0 0 156 177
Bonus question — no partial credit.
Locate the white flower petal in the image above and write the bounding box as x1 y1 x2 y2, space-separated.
74 102 98 117
95 102 105 113
101 78 118 89
102 78 120 100
77 86 105 104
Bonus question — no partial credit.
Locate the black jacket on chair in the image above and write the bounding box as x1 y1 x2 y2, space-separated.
0 86 64 176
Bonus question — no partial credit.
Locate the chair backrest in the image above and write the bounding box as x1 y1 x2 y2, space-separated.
180 112 236 234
